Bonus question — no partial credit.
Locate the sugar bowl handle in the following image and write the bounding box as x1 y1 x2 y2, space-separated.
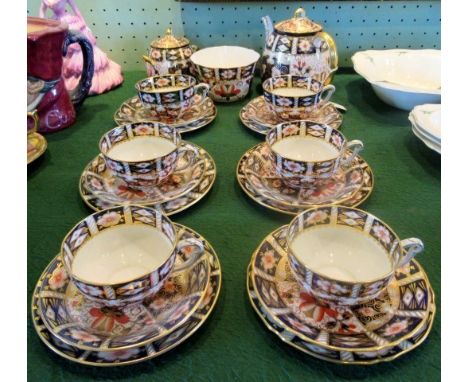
397 238 424 268
341 140 364 167
172 237 205 273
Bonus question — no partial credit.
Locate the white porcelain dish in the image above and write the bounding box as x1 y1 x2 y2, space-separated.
411 125 441 154
352 49 441 111
410 104 441 142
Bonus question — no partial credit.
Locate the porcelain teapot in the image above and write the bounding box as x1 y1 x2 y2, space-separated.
143 28 198 77
261 8 338 84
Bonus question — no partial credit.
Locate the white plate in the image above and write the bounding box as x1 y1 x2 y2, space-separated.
352 50 440 111
412 126 441 154
410 104 441 142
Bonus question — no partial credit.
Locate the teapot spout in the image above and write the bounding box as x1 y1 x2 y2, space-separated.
262 15 273 40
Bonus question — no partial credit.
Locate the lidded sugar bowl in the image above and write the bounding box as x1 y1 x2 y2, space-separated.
261 7 338 84
143 27 197 76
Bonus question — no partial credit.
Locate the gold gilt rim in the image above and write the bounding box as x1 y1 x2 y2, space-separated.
238 97 343 136
80 141 208 207
249 225 436 353
31 223 223 367
113 97 217 133
79 144 217 216
236 143 374 215
246 261 435 365
36 224 211 351
27 132 47 164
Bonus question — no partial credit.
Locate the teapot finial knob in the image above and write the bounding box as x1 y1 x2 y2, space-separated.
294 7 306 18
165 27 173 36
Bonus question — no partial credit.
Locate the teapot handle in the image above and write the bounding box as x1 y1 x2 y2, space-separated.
63 30 94 108
317 31 339 85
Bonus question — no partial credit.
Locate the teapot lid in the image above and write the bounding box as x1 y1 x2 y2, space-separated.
151 27 189 49
274 8 322 35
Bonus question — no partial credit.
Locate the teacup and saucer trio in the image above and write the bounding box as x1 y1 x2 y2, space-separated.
248 205 434 364
32 205 222 366
240 74 343 135
237 121 373 214
115 73 217 133
79 121 216 215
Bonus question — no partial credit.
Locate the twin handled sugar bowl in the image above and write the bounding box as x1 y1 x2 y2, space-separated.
261 7 338 84
143 27 198 77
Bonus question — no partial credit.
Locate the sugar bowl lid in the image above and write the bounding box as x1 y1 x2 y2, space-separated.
274 8 323 35
151 27 189 49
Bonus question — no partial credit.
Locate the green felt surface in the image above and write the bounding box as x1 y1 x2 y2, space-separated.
27 72 441 381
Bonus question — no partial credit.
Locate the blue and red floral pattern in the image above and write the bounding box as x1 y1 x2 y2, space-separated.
250 225 433 358
286 206 424 305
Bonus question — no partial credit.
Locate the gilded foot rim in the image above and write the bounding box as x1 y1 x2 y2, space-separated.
114 96 216 133
240 96 342 135
237 143 374 215
79 143 216 216
31 223 222 366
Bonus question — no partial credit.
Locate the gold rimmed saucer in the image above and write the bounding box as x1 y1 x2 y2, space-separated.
114 96 217 133
247 262 435 365
239 96 342 135
247 225 436 365
79 143 216 216
31 223 222 366
27 132 47 164
237 143 374 215
81 142 206 206
35 224 210 352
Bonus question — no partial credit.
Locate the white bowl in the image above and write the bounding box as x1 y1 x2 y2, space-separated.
352 49 441 111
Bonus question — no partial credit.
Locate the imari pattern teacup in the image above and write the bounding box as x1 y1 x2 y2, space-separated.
99 122 198 189
263 75 335 120
61 205 205 307
266 121 364 187
136 74 209 118
286 205 424 306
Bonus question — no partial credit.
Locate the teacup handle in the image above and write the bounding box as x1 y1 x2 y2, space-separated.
172 237 205 273
397 238 424 268
340 140 364 167
193 83 210 104
175 144 199 172
316 84 335 107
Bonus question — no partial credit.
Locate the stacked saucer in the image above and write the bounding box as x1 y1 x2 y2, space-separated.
237 121 373 215
248 206 435 364
79 122 216 215
31 205 221 366
114 74 217 133
240 74 343 135
409 104 441 154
